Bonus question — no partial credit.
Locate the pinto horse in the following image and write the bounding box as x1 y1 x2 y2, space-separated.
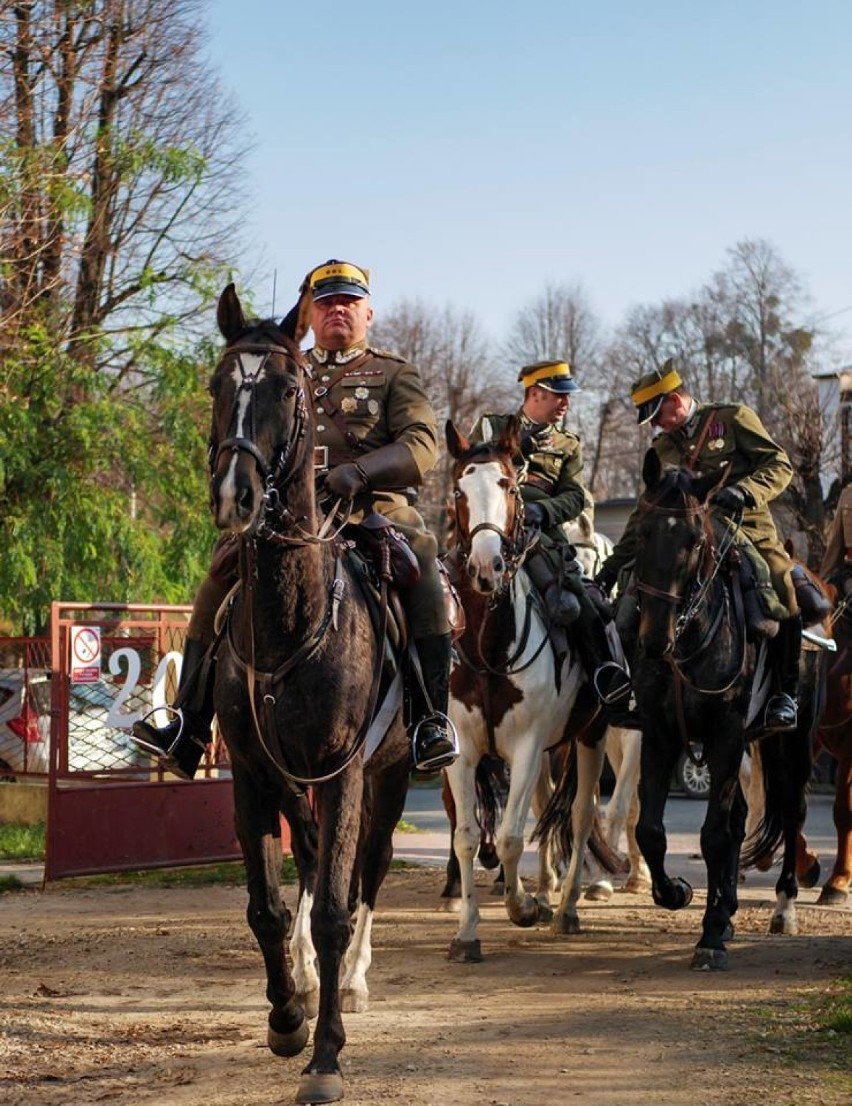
632 450 814 970
208 285 411 1104
442 419 609 960
815 573 852 905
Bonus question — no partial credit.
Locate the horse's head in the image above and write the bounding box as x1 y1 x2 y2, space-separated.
564 509 612 579
634 450 723 657
208 284 308 533
445 417 524 593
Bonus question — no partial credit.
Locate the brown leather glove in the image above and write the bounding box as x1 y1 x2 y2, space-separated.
325 463 368 499
353 442 420 489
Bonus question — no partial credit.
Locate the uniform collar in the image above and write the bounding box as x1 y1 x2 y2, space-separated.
519 410 556 440
311 341 367 366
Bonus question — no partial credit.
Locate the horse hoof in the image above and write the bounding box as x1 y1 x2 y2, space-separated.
721 922 735 943
478 843 501 870
584 880 613 902
769 915 798 936
551 913 581 936
816 884 848 907
341 987 369 1013
267 1016 309 1057
297 989 319 1021
690 947 729 972
296 1071 344 1104
448 938 483 963
623 877 651 894
534 899 554 923
655 877 693 911
798 859 821 890
437 896 462 914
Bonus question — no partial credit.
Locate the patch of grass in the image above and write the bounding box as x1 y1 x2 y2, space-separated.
0 821 45 861
65 856 299 889
0 874 25 893
395 819 423 834
753 978 852 1080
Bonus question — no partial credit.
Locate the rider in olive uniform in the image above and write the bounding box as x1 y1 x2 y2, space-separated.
820 482 852 585
470 359 632 719
131 260 458 778
595 360 829 732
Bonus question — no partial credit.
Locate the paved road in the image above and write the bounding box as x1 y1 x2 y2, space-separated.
394 781 843 895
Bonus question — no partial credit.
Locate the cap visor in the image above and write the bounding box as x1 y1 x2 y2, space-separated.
636 395 664 425
312 282 368 300
537 379 579 394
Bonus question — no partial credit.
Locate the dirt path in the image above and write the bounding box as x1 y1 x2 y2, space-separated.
1 868 849 1106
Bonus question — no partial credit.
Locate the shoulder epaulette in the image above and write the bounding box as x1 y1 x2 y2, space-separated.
366 346 407 364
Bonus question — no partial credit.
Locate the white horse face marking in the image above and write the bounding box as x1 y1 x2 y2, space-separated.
216 354 268 530
459 460 512 592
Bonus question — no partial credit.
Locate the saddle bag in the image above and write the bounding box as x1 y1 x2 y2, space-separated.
351 512 421 590
438 559 466 641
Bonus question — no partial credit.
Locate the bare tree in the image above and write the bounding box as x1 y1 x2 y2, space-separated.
0 0 247 376
371 299 508 542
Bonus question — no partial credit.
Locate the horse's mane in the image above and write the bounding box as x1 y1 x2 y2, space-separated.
226 317 296 349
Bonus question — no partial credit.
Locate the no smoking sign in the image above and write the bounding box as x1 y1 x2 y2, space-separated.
70 626 102 683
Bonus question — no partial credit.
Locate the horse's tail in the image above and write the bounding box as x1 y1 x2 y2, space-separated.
475 755 508 859
741 727 812 870
531 743 624 875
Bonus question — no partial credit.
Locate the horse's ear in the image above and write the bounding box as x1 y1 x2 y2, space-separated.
580 510 593 539
280 281 312 344
217 283 248 342
499 414 522 456
446 420 470 459
642 448 662 490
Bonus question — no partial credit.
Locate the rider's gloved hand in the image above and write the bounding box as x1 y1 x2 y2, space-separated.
712 485 751 518
523 501 546 530
594 562 619 597
325 463 368 499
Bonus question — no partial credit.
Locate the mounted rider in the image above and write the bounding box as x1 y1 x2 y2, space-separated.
470 359 633 722
820 480 852 592
131 259 458 778
595 360 830 732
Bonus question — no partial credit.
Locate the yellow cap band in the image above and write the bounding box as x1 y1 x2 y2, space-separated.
631 367 682 407
521 361 572 387
310 262 369 289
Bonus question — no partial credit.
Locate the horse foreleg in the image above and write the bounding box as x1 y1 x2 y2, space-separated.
445 754 484 960
297 772 363 1105
636 726 693 914
289 889 319 1019
497 741 544 929
232 773 308 1058
553 739 606 934
438 771 462 909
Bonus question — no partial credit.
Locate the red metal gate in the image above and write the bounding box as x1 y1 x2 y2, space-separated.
44 602 243 881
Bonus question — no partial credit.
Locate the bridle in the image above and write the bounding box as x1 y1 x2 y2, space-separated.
454 481 528 589
210 343 309 518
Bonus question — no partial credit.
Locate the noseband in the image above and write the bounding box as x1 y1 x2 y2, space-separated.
455 481 526 581
211 343 308 502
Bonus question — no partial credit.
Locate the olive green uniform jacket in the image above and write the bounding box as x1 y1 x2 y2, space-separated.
606 402 796 611
190 342 447 644
470 411 587 541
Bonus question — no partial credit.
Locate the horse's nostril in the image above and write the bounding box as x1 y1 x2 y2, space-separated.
467 563 477 579
493 557 504 572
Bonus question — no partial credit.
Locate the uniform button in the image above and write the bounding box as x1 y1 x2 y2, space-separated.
317 424 326 433
316 407 323 415
321 374 330 383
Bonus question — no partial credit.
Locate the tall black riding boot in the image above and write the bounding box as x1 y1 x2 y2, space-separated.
764 615 802 732
411 633 458 773
570 595 635 726
130 637 214 780
791 564 832 627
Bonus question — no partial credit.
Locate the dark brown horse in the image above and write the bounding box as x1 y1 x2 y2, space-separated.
815 572 852 905
208 285 410 1104
632 451 815 969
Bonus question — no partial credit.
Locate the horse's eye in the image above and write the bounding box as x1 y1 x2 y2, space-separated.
284 385 298 399
453 489 463 499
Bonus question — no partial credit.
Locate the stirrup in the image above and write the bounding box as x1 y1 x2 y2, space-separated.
411 712 459 772
130 706 186 759
593 661 632 707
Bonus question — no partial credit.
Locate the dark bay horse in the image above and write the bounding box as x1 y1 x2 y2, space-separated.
442 419 609 960
632 450 814 970
208 284 410 1104
815 574 852 905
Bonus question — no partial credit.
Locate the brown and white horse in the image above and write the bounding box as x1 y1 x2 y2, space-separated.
442 419 609 960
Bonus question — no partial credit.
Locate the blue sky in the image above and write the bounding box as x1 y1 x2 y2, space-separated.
205 0 852 358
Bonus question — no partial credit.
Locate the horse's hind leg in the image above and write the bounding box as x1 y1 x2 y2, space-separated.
340 758 410 1012
818 737 852 906
233 773 308 1057
553 737 606 933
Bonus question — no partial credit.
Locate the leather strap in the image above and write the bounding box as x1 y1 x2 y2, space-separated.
312 353 372 453
683 407 718 472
